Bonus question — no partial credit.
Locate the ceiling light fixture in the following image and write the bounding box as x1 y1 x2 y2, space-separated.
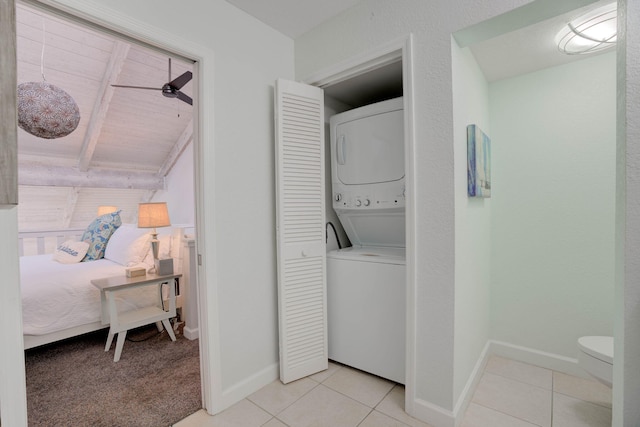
17 17 80 139
555 2 617 55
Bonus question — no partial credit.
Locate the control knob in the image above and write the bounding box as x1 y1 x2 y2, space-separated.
363 199 371 207
335 193 342 202
355 199 362 207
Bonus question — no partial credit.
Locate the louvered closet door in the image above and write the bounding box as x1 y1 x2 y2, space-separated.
275 78 327 384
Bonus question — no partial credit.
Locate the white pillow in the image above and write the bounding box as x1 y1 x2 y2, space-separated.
104 224 151 266
53 240 90 264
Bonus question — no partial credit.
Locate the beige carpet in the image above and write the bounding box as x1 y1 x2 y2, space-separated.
25 325 201 427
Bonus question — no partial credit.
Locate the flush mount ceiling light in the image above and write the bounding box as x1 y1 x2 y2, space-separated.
555 2 617 55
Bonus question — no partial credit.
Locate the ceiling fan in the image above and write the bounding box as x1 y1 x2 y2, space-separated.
112 58 193 105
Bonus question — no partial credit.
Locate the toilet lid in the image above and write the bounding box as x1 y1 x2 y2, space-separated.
578 336 613 364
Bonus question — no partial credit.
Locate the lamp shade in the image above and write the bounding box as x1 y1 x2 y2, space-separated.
138 202 171 228
97 205 118 216
17 81 81 139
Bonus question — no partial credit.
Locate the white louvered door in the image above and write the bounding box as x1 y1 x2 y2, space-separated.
274 78 327 384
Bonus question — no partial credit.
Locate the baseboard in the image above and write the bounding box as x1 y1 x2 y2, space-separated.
410 398 456 427
488 340 587 379
183 326 199 340
221 362 279 409
424 339 586 427
452 341 492 426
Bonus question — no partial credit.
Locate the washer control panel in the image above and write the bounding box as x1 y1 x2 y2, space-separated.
333 181 405 211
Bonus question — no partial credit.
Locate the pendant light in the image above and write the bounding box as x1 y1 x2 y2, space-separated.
17 17 80 139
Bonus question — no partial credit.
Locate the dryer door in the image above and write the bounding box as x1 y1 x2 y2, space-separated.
334 108 404 185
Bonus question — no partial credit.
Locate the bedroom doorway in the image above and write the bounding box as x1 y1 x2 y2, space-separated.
14 0 207 424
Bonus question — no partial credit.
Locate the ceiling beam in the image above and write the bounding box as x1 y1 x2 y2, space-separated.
77 40 130 172
158 119 193 177
19 163 164 190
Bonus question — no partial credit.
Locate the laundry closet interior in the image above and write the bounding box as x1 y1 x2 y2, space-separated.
322 57 406 385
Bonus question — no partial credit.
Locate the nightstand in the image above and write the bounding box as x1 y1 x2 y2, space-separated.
91 272 182 362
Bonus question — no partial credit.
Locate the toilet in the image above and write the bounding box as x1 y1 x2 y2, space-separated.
577 336 613 387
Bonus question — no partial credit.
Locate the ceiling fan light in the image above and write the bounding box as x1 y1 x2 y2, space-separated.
555 2 617 55
17 81 81 139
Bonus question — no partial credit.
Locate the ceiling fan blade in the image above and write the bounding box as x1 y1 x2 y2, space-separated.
169 71 192 91
111 84 162 91
176 91 193 106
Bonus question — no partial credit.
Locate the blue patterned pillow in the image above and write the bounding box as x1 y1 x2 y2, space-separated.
81 211 122 261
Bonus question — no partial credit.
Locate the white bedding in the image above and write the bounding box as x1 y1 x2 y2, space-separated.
21 254 155 336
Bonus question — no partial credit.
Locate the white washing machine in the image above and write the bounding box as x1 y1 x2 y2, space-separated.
328 97 405 383
327 246 405 383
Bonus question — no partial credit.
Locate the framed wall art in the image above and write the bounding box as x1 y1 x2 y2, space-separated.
467 124 491 198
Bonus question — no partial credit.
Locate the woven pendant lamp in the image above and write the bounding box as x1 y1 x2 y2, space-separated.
17 81 80 139
17 15 80 139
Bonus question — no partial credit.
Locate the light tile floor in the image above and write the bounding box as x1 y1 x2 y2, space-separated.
173 356 612 427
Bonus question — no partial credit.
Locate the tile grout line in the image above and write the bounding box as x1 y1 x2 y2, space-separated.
469 401 546 427
483 370 554 392
255 365 345 424
249 376 324 419
550 372 555 427
372 385 416 426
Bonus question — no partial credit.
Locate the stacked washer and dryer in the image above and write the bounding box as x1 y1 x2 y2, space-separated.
327 97 406 384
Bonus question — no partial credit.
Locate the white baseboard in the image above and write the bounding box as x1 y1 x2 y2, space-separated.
488 340 587 379
407 342 491 427
407 340 587 427
410 398 456 427
451 341 492 426
221 362 279 409
183 326 199 340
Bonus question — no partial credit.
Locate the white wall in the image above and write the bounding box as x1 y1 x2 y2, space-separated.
84 0 296 401
616 0 640 424
152 141 195 226
0 0 295 422
295 0 532 422
0 207 28 426
451 42 492 402
489 52 616 358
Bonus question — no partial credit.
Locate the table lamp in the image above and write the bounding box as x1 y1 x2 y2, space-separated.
97 205 118 216
137 202 171 271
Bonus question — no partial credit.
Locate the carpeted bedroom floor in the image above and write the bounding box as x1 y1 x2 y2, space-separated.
25 325 201 427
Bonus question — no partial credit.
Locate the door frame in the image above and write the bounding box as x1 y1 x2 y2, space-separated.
301 33 417 416
6 0 221 421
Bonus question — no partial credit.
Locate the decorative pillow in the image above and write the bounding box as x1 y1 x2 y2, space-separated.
52 240 90 264
81 211 122 261
104 224 151 266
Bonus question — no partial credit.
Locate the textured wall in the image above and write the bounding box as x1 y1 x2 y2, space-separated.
295 0 532 417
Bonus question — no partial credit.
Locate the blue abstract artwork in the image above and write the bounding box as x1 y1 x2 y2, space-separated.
467 124 491 198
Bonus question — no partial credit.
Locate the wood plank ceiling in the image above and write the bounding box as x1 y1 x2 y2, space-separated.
16 3 194 230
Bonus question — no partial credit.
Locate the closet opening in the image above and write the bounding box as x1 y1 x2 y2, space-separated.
303 36 415 406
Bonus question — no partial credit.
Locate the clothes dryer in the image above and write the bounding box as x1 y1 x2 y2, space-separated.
330 97 405 248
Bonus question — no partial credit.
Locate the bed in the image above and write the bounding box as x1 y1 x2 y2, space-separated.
21 218 196 350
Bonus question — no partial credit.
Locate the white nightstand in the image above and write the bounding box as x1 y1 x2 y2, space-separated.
91 272 182 362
